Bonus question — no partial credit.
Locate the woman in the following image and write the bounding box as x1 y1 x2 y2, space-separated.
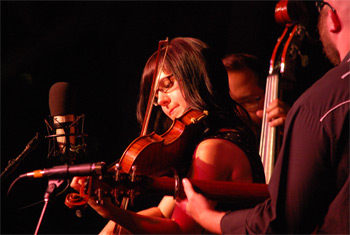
71 37 265 234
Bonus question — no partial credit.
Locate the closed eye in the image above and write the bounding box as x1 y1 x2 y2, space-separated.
158 74 174 93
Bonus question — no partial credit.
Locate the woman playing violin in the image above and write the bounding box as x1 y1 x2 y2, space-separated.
71 37 265 234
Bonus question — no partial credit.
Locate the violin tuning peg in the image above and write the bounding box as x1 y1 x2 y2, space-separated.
96 199 104 205
131 165 137 173
95 188 103 205
115 163 122 181
129 190 135 206
131 165 137 182
115 163 121 171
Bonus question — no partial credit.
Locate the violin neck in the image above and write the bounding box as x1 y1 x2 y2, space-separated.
147 177 269 206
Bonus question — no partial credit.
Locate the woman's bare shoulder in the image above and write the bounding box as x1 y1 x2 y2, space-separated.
190 138 251 181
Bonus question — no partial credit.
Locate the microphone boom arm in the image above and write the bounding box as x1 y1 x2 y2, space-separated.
1 132 42 182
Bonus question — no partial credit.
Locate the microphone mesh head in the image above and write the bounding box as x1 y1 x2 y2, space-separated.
49 82 77 116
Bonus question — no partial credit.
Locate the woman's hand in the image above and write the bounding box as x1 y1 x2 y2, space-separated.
70 176 117 219
70 176 87 192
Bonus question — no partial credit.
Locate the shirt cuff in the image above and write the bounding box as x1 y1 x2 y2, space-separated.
220 208 251 234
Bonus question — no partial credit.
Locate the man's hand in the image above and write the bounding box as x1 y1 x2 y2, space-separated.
256 98 290 127
180 178 224 234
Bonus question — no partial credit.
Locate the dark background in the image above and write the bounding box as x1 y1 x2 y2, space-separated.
1 1 332 234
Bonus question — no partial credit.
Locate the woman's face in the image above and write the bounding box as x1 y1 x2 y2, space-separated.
155 71 189 120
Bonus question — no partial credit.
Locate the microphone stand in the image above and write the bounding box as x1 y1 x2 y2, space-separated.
34 179 64 235
1 132 41 182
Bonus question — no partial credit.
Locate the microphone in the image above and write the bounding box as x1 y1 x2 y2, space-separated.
20 162 106 179
46 82 86 163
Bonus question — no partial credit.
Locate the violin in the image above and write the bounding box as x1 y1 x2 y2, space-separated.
259 0 308 183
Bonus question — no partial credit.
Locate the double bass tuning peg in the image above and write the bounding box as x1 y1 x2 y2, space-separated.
298 51 309 67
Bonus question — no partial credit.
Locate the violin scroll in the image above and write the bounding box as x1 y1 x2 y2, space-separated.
65 176 92 216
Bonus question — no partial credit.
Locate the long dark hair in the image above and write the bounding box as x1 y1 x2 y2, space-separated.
137 37 252 138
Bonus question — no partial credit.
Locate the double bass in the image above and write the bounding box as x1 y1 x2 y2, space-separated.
259 0 309 183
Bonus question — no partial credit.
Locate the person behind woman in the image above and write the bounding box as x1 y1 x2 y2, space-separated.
71 37 265 234
222 53 290 140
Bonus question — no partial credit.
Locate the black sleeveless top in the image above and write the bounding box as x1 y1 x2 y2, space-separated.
201 128 265 184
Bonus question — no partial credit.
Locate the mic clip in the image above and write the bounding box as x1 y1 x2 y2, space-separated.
45 114 87 163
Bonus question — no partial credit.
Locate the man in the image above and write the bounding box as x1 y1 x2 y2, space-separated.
181 0 349 233
222 53 289 139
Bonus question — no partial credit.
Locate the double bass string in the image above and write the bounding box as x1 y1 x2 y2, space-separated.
260 74 279 183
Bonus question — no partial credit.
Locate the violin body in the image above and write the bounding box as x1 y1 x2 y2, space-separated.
114 109 208 176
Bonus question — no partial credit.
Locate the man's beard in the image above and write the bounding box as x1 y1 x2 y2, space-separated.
318 10 341 65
